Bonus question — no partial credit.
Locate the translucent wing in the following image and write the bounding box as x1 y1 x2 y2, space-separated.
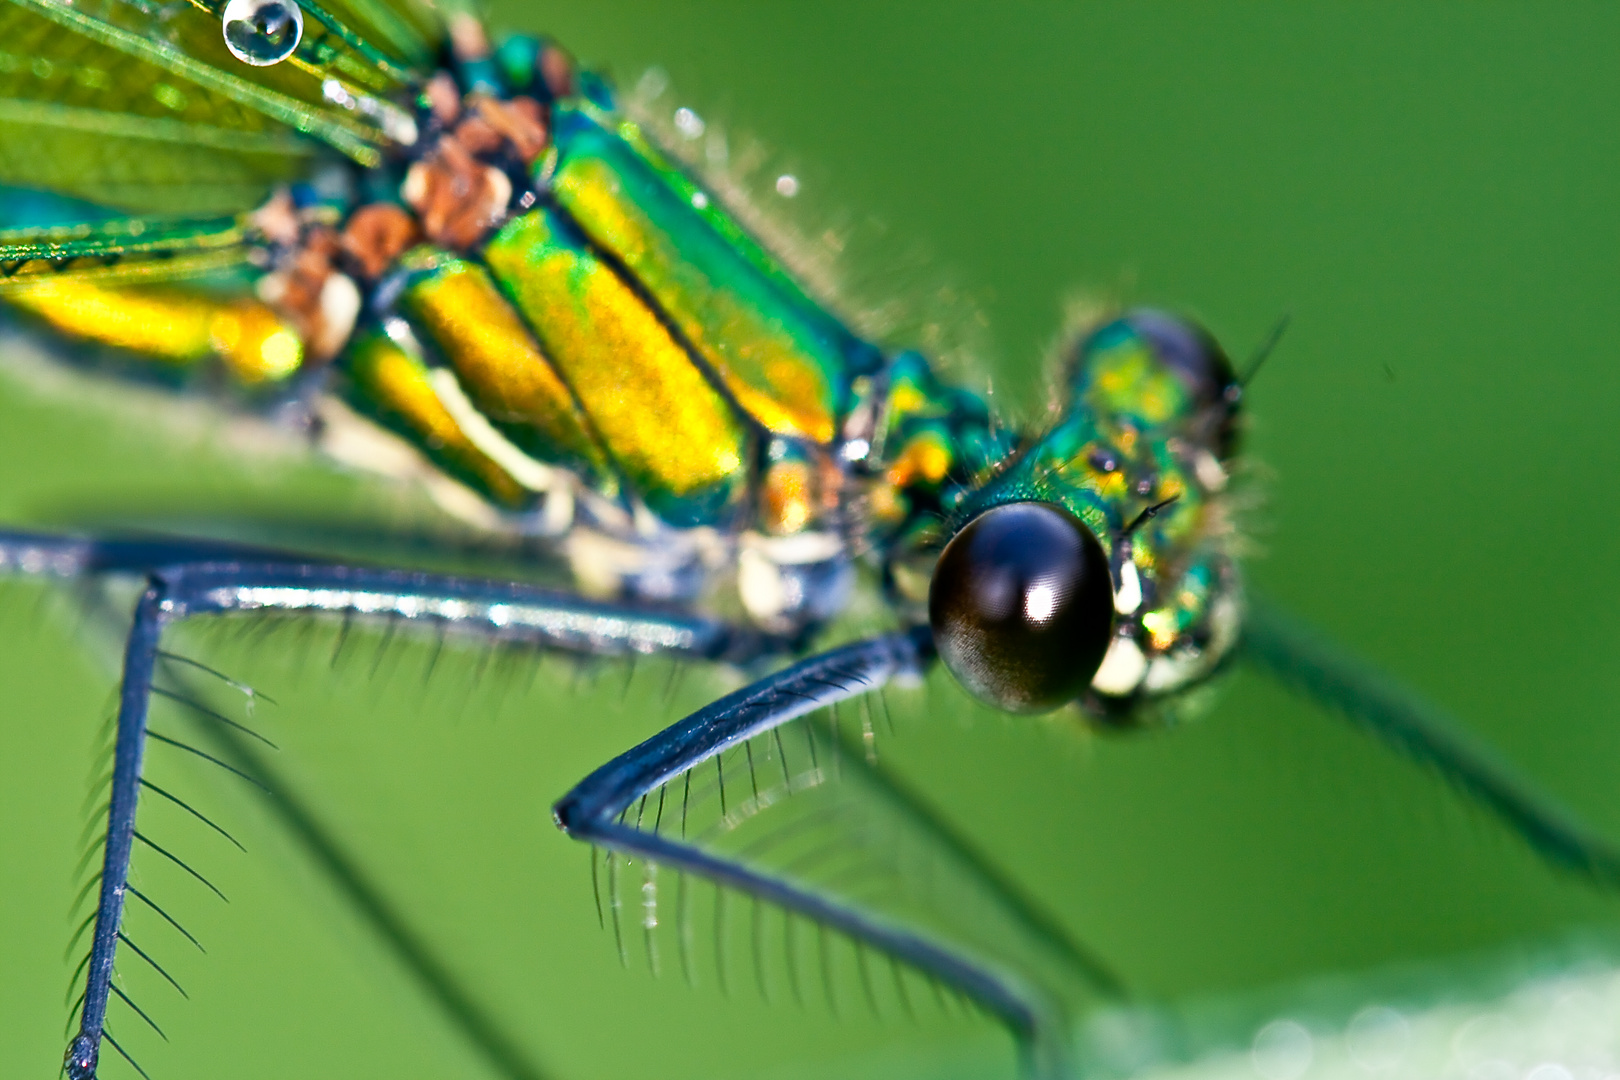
1242 597 1620 885
0 0 438 213
0 212 253 288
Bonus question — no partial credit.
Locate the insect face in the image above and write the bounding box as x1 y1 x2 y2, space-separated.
929 501 1115 713
923 308 1245 715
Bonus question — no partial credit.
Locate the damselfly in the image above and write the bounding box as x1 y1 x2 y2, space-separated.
3 4 1618 1080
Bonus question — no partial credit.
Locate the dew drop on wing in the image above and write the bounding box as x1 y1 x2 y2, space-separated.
221 0 304 66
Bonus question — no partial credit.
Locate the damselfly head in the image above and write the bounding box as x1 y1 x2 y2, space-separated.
928 501 1115 713
221 0 304 66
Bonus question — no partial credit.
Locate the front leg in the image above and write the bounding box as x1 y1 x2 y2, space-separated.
555 631 1117 1080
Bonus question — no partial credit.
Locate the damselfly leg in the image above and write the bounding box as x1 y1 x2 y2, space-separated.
4 528 1124 1080
1240 601 1620 887
0 530 770 1080
554 597 1620 1075
555 632 1122 1078
11 524 1620 1078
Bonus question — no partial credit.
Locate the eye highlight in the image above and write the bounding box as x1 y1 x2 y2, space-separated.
928 501 1115 713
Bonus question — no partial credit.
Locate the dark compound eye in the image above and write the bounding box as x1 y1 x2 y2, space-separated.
1119 309 1242 457
928 502 1115 713
1123 309 1237 407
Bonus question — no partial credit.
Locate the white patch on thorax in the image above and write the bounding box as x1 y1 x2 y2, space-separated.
1091 635 1147 695
1114 559 1143 615
316 273 361 360
737 545 790 625
743 530 843 565
314 396 506 532
427 366 574 534
737 530 848 628
1193 449 1228 492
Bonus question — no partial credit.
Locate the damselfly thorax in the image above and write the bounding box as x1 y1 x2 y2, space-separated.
0 7 1240 714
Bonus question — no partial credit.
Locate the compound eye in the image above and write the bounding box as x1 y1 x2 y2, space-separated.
1118 309 1242 456
222 0 304 66
1122 309 1237 408
928 502 1114 713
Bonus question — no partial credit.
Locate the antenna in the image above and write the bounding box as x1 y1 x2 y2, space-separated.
1240 313 1293 387
1122 495 1181 538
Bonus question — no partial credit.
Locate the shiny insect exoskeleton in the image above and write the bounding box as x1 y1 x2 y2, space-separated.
1 2 1616 1078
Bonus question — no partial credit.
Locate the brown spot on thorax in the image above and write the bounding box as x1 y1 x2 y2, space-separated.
401 94 548 251
340 204 420 280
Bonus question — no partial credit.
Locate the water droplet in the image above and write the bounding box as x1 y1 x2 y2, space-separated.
1348 1005 1410 1072
221 0 303 66
1525 1065 1573 1080
673 106 705 139
1252 1019 1313 1080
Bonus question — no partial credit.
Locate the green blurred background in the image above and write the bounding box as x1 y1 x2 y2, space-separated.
4 3 1620 1078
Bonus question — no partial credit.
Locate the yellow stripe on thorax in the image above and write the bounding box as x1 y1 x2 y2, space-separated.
345 332 532 508
5 279 301 383
484 210 747 523
399 252 613 485
553 151 838 443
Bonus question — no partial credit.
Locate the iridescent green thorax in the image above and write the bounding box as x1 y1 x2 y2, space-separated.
546 108 881 445
855 350 1014 538
0 16 1245 686
337 49 883 542
334 41 884 624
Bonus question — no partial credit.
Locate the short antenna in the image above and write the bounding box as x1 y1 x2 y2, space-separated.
1240 313 1292 387
1123 495 1180 538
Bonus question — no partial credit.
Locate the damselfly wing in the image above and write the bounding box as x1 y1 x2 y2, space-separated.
3 2 1620 1080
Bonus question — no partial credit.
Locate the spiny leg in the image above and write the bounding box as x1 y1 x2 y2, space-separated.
15 529 1115 1078
2 529 780 1079
554 632 1118 1080
1242 596 1620 885
64 585 165 1080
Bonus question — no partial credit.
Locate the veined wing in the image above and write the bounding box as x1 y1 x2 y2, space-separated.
0 0 439 214
0 212 253 289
